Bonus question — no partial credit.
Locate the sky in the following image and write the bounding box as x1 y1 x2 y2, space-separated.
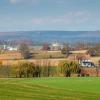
0 0 100 31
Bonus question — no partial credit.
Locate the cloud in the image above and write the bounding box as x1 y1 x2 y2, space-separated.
32 18 44 25
9 0 69 5
9 0 39 4
54 0 67 4
9 0 20 4
31 11 91 26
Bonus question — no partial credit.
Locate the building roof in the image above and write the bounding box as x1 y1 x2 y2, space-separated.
69 50 88 54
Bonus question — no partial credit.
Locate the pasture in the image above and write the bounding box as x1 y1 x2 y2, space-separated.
0 77 100 100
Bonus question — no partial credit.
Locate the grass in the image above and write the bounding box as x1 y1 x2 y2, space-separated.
0 77 100 100
32 51 66 59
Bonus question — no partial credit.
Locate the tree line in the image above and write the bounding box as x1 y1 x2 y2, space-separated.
0 60 83 78
0 59 100 78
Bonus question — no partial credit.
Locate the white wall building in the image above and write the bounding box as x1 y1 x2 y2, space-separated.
50 42 63 51
7 46 18 51
2 45 18 51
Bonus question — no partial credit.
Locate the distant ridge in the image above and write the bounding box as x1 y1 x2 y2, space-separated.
0 31 99 43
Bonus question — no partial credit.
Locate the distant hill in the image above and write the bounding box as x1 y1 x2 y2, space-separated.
0 31 100 43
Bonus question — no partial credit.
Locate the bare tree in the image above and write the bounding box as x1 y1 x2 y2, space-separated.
61 43 70 57
19 43 30 59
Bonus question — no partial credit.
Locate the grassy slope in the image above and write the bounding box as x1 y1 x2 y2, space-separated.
0 77 100 100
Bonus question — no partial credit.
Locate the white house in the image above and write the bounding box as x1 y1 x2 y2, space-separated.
2 45 18 51
7 46 18 51
50 42 63 51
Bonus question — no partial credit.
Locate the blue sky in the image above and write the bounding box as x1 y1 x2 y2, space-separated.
0 0 100 31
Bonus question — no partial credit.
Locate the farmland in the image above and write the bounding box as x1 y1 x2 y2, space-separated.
0 50 66 60
0 77 100 100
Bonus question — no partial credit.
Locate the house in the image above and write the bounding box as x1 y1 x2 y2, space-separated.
50 42 63 51
7 46 18 51
2 45 18 51
69 50 88 54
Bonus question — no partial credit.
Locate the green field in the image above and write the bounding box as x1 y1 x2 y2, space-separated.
0 77 100 100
